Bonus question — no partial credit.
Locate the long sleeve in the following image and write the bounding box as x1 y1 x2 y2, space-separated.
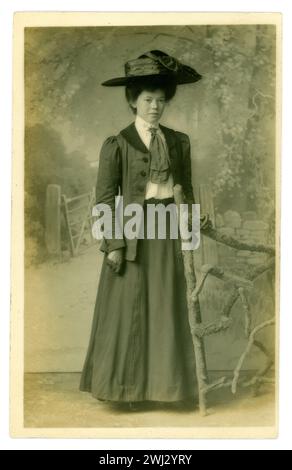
177 132 196 205
95 136 126 253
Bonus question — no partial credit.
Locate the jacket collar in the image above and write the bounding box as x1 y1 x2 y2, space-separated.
120 122 177 154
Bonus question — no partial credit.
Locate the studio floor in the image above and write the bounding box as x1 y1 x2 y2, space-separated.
24 372 276 429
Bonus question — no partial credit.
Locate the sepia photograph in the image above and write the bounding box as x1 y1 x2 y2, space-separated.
10 12 281 439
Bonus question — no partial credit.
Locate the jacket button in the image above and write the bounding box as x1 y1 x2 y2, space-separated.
143 157 148 163
141 170 147 177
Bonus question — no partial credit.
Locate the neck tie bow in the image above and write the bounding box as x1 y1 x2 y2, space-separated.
148 127 170 184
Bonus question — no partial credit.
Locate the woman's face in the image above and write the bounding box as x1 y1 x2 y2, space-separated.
132 89 166 124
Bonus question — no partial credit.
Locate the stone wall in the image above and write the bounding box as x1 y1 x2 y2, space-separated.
215 210 271 272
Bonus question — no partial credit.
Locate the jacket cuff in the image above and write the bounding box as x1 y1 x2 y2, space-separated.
100 237 126 254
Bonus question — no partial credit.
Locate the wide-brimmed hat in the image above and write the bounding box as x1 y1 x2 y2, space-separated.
101 50 202 86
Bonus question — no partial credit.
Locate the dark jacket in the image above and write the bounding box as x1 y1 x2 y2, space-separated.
95 122 195 261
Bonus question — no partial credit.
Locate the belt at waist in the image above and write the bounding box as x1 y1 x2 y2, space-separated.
143 197 175 206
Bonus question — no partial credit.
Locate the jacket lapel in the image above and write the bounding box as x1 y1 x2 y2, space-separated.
120 122 149 153
159 124 178 161
159 124 181 184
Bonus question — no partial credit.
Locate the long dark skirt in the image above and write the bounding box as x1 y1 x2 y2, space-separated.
79 198 197 402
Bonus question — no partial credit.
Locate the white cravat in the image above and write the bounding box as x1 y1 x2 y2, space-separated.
135 115 174 199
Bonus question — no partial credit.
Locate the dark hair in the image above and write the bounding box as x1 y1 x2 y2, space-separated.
125 76 177 114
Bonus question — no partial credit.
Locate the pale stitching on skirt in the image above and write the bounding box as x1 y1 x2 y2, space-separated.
127 259 142 400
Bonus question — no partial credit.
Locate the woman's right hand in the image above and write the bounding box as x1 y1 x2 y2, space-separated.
106 248 125 274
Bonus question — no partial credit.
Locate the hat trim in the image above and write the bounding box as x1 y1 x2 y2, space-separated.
102 72 173 87
102 72 202 87
101 50 202 87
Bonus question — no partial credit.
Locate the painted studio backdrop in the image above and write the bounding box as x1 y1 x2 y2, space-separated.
24 25 276 374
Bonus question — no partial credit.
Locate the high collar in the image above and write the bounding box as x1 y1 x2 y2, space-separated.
135 115 159 132
120 121 177 154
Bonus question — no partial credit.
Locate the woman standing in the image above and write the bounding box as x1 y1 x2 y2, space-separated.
80 50 202 407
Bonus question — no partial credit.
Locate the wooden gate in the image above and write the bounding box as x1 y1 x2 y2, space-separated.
62 188 97 256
